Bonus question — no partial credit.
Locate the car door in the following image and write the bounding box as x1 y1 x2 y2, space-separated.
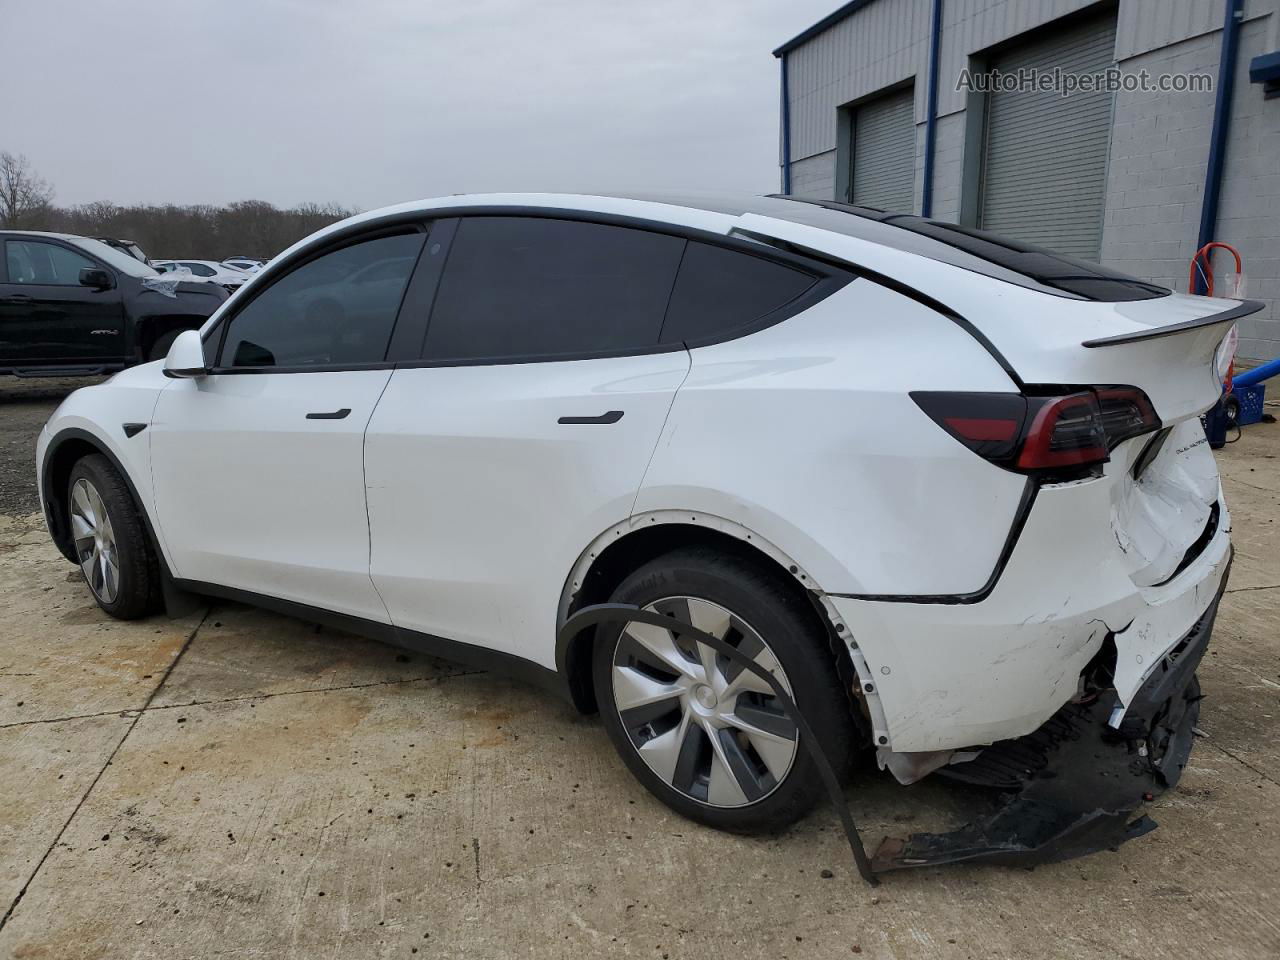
364 215 691 667
0 238 125 365
150 227 427 621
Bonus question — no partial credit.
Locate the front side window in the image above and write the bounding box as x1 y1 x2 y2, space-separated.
660 242 817 344
181 262 216 278
218 231 424 368
422 216 685 361
5 240 97 285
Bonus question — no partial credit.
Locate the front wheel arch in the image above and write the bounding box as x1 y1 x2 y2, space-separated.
42 429 162 570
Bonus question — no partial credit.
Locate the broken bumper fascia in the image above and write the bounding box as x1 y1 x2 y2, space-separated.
828 465 1232 756
870 552 1229 873
561 553 1227 885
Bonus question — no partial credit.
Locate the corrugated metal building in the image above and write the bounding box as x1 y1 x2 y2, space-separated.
775 0 1280 361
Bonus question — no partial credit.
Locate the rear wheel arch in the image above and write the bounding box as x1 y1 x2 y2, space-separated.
556 513 865 730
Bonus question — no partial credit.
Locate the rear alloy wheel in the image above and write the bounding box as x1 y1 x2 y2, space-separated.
594 547 857 833
67 454 161 619
610 597 799 808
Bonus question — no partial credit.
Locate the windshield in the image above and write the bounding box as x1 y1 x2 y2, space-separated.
69 237 158 278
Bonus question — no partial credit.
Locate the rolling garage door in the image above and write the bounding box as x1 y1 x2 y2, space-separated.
979 15 1117 260
852 87 916 212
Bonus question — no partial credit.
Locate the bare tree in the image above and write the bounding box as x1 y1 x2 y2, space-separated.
0 151 55 228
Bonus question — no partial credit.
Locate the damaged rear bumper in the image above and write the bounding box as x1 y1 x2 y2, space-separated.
871 557 1228 872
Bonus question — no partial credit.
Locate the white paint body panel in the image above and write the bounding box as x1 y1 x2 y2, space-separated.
37 193 1237 762
365 353 689 665
150 370 393 621
635 278 1027 596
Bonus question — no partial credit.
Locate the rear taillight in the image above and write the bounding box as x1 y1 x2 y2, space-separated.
1094 387 1160 448
1015 393 1108 469
912 386 1161 476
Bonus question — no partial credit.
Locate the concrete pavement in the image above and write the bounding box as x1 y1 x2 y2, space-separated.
0 426 1277 959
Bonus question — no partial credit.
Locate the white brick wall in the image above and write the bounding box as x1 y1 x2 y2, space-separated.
1101 16 1280 361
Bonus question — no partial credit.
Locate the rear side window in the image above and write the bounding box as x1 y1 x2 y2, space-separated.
661 242 817 344
422 217 684 361
219 232 423 368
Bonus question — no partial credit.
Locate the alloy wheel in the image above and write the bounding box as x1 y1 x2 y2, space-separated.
70 477 120 604
611 596 798 807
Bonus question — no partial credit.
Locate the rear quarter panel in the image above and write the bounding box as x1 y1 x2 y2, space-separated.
635 278 1028 596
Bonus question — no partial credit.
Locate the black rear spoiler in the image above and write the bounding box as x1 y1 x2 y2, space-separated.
1082 299 1264 348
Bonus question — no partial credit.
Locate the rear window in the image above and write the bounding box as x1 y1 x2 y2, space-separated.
661 241 817 343
772 198 1169 302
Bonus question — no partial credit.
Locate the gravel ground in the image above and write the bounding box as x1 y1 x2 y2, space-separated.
0 376 103 515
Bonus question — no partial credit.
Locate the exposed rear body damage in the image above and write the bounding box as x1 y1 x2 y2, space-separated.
873 570 1225 872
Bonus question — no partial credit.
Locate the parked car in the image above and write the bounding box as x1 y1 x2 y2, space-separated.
1 231 228 376
35 194 1247 859
95 237 150 265
222 257 266 274
152 259 250 293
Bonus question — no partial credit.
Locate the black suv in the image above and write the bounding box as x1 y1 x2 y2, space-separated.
1 231 228 377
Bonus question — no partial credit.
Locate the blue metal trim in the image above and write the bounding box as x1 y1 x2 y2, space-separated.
1249 49 1280 82
1195 0 1245 294
1250 49 1280 97
773 0 883 57
921 0 943 217
781 54 793 194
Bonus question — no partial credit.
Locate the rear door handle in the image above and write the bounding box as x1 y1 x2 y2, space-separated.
306 408 351 420
557 411 624 425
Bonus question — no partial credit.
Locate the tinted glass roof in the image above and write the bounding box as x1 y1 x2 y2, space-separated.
612 192 1169 302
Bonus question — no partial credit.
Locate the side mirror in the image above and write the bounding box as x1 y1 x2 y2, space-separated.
79 267 113 290
162 329 209 378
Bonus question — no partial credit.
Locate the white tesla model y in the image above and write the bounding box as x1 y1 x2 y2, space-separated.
37 194 1250 859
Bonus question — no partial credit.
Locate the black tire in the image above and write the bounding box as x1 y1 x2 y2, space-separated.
1224 393 1240 427
147 328 183 363
593 546 857 834
67 454 161 620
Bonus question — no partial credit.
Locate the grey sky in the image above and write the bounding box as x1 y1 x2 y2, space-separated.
2 0 836 211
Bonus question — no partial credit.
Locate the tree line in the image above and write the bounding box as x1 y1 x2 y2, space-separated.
1 150 355 261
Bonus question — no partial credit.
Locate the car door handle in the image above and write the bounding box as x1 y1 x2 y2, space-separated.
306 408 351 420
557 411 624 425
